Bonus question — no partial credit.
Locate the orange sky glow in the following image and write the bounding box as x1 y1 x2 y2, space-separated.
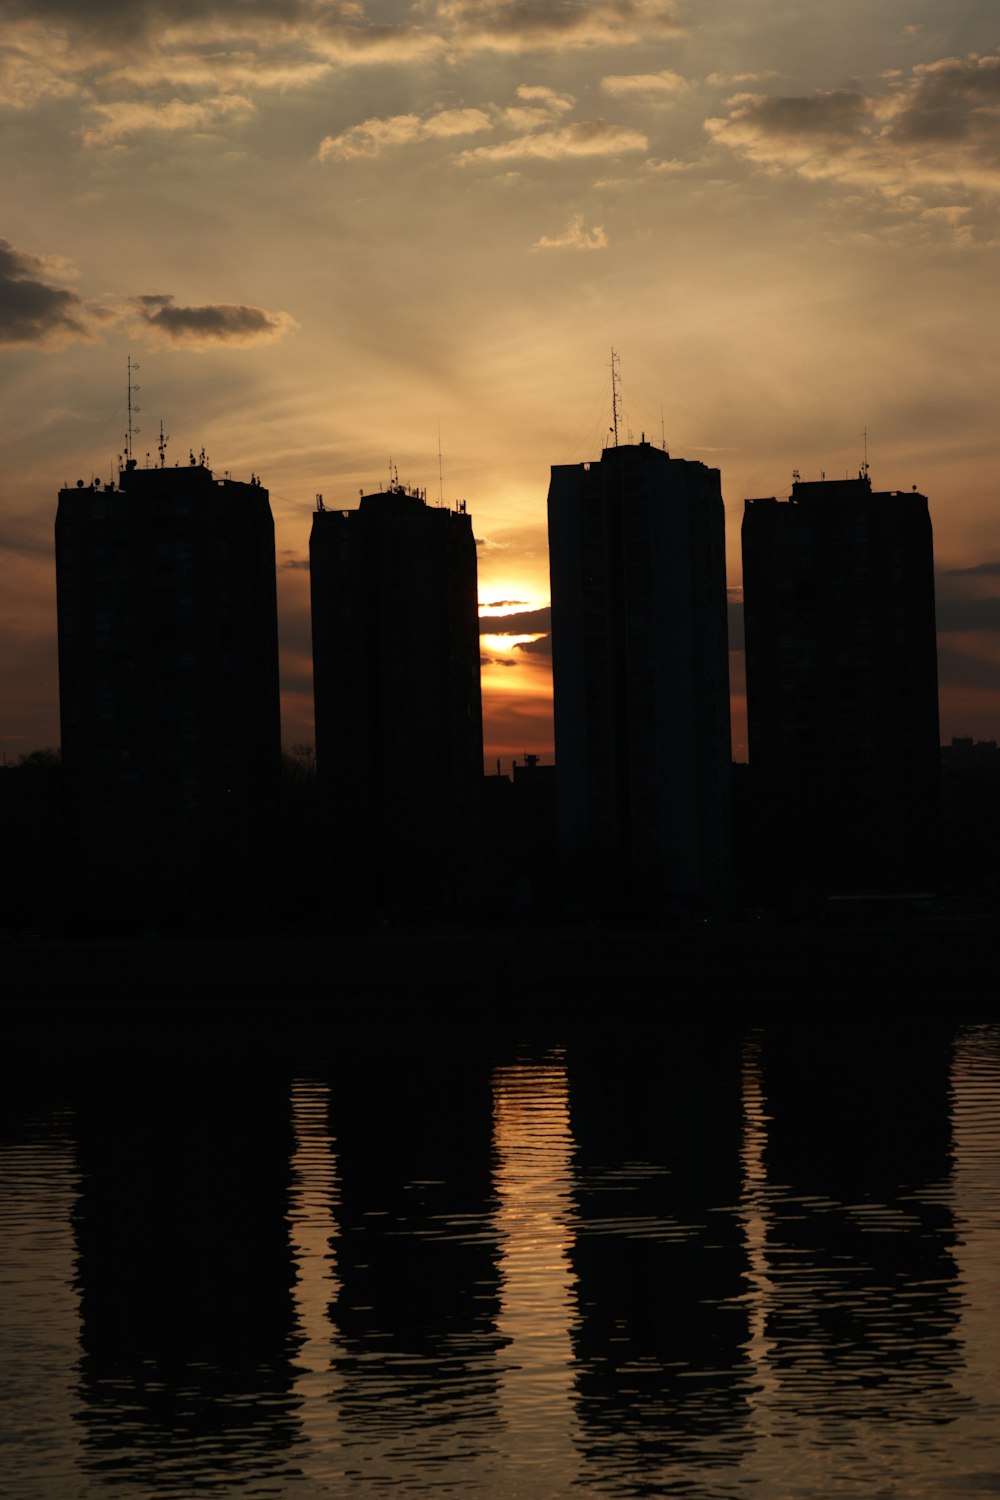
3 0 1000 766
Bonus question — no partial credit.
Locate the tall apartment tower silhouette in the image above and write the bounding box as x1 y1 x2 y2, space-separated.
55 456 281 827
547 439 732 910
309 480 483 904
742 473 940 891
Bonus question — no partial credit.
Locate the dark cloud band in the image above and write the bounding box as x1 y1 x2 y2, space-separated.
0 239 86 346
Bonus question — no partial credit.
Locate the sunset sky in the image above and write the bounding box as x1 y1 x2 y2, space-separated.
2 0 999 764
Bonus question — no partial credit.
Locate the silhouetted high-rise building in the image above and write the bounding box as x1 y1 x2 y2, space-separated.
741 473 940 891
547 440 732 910
309 481 483 903
55 456 281 828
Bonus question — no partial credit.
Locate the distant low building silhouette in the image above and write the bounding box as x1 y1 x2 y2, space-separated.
55 456 281 834
480 755 558 918
940 737 1000 897
309 481 483 909
547 438 732 912
742 473 940 893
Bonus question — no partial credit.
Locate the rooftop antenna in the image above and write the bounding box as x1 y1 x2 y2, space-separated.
610 348 622 448
861 426 870 482
125 355 140 463
438 420 445 507
158 419 169 468
661 404 667 452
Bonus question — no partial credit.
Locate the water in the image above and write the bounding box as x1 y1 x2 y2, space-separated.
3 1018 1000 1497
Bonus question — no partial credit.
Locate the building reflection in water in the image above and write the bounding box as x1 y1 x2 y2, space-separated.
72 1056 302 1490
567 1027 752 1483
46 1023 999 1496
0 1086 81 1491
950 1025 1000 1446
324 1045 503 1480
758 1021 962 1427
492 1053 581 1484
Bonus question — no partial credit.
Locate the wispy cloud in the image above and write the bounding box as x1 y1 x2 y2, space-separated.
457 119 647 164
942 560 1000 577
514 84 574 111
706 69 777 87
501 82 578 132
533 213 607 250
936 596 1000 633
318 105 493 160
600 68 688 97
81 94 254 147
436 0 683 55
0 0 684 129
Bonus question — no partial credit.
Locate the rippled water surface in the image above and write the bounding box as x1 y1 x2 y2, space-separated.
3 1018 1000 1496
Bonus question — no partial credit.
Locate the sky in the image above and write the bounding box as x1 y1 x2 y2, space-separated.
2 0 1000 765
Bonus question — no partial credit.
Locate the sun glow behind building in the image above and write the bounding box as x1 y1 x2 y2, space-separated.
478 593 554 764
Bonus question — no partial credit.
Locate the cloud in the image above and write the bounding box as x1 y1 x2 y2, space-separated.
0 239 89 346
727 599 744 651
0 238 298 352
705 52 1000 205
0 0 683 122
706 70 777 87
318 105 493 160
131 294 297 346
937 642 1000 693
502 83 576 128
600 69 688 97
480 606 551 633
709 88 871 149
533 213 608 250
436 0 683 54
320 84 582 162
513 634 551 656
457 119 648 164
515 84 574 111
641 156 693 174
935 597 1000 633
81 94 255 147
942 561 1000 577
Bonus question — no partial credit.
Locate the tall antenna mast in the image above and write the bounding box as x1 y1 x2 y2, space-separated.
158 419 169 468
610 348 622 448
438 420 444 507
125 355 141 462
862 425 869 481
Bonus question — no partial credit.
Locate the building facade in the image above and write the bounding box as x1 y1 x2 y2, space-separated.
547 440 732 910
55 456 281 831
309 482 483 905
741 473 940 891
